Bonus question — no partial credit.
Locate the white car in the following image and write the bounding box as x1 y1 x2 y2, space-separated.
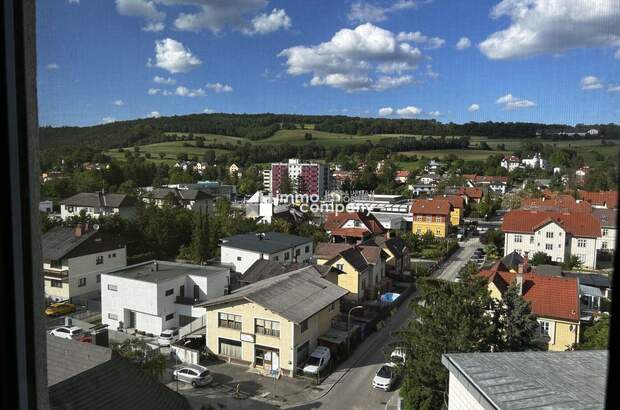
372 363 397 391
172 364 213 387
50 326 82 340
158 327 180 346
390 348 406 366
303 346 331 376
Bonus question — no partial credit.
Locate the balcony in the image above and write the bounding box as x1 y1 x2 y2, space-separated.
174 296 204 306
44 269 69 279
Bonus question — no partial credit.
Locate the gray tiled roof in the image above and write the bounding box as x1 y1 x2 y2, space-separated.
241 259 303 283
47 335 190 410
198 266 348 323
42 227 124 261
442 350 608 410
592 208 617 228
221 232 312 254
149 187 211 201
60 192 137 208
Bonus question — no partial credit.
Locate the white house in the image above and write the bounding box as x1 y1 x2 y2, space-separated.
593 208 617 253
220 232 314 274
500 155 522 172
60 191 137 220
42 224 127 303
142 187 213 214
522 153 549 170
502 209 600 269
101 260 230 336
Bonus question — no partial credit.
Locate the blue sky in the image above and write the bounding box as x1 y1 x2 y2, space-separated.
37 0 620 127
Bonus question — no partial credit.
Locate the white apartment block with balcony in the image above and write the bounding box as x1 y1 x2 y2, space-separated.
101 261 230 336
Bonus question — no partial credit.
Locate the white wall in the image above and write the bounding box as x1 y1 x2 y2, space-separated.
597 227 616 252
221 242 313 274
447 372 485 410
569 237 597 269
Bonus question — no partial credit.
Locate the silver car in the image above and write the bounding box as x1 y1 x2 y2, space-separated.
172 365 213 387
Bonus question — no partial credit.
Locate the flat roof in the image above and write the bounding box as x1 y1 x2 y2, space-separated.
101 260 229 283
442 350 608 409
221 232 312 254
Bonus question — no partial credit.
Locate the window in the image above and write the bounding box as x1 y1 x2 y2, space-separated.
107 284 118 291
545 244 553 250
219 338 242 359
416 216 422 221
284 252 290 260
108 313 118 320
255 319 280 337
602 229 608 236
577 239 587 248
336 263 344 271
51 280 62 288
300 319 308 333
50 259 63 269
514 235 522 243
78 277 86 287
219 313 242 330
305 245 310 253
295 248 300 256
539 321 550 336
546 232 554 238
435 216 441 223
328 302 336 312
237 256 241 261
165 289 174 296
426 216 432 222
530 236 534 244
165 313 174 321
602 241 608 250
96 274 101 283
95 255 104 265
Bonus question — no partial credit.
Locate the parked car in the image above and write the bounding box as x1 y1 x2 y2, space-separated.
390 348 406 366
372 363 397 391
172 364 213 387
303 346 331 376
45 302 76 317
49 326 82 340
158 327 180 346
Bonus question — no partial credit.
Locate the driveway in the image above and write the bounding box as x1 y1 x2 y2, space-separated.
434 237 481 282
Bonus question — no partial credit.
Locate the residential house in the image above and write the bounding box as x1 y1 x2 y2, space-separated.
411 198 452 238
593 208 617 252
314 242 387 302
463 174 508 195
521 195 593 214
220 232 314 274
198 266 348 377
408 183 435 197
442 351 607 410
365 236 411 275
47 336 191 410
500 155 521 172
435 195 464 226
268 158 330 196
522 153 549 169
229 163 241 177
324 211 387 244
578 190 619 209
331 170 358 190
60 191 138 220
480 261 580 351
101 260 230 335
424 160 446 174
238 260 304 286
418 174 440 185
43 224 126 303
345 195 411 231
142 187 213 213
575 166 590 183
502 209 601 269
394 170 411 183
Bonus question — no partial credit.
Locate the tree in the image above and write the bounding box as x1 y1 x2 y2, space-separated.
398 273 495 409
492 281 541 351
576 315 609 350
562 255 583 270
178 210 210 263
158 152 166 159
530 251 552 265
113 338 167 379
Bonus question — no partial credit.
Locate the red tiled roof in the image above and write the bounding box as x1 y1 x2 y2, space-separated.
456 186 483 199
411 198 452 216
578 190 619 209
521 196 592 214
479 264 579 322
324 211 387 235
502 209 601 238
463 174 508 184
395 170 411 178
503 155 520 162
435 195 464 210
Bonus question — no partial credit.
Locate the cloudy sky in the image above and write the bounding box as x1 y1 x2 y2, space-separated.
38 0 620 126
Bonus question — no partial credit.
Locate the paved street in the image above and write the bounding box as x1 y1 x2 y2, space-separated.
434 237 481 282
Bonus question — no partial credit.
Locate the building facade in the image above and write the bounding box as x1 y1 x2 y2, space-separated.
60 191 137 220
411 198 452 238
269 159 329 196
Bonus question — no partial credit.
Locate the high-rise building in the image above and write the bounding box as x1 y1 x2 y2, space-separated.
267 159 329 196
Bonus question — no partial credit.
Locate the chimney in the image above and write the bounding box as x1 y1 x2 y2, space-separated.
522 252 529 273
515 273 523 296
74 224 83 238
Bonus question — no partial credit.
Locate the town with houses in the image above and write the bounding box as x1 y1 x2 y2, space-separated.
39 146 616 409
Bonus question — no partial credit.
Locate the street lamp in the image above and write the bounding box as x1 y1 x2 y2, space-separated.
347 305 363 355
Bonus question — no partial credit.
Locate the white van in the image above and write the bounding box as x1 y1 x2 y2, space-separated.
303 346 331 375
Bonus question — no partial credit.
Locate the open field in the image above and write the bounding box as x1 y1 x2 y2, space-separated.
399 149 510 161
105 141 229 163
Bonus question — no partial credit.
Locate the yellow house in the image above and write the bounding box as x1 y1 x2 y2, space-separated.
480 262 580 351
199 266 347 377
434 195 464 226
411 198 452 238
314 243 386 302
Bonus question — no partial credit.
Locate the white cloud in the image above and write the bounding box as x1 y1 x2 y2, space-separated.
479 0 620 59
347 1 422 23
172 0 269 33
116 0 165 31
456 37 471 50
147 111 161 118
175 86 206 97
496 94 536 110
378 107 394 116
396 105 422 117
67 0 80 4
581 75 603 90
148 88 161 95
468 103 480 112
427 110 441 117
243 8 291 35
148 38 202 73
101 117 116 124
425 64 439 79
396 31 445 49
206 82 233 93
203 108 216 113
279 23 429 92
153 75 176 85
113 99 124 106
46 63 60 70
608 84 620 92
